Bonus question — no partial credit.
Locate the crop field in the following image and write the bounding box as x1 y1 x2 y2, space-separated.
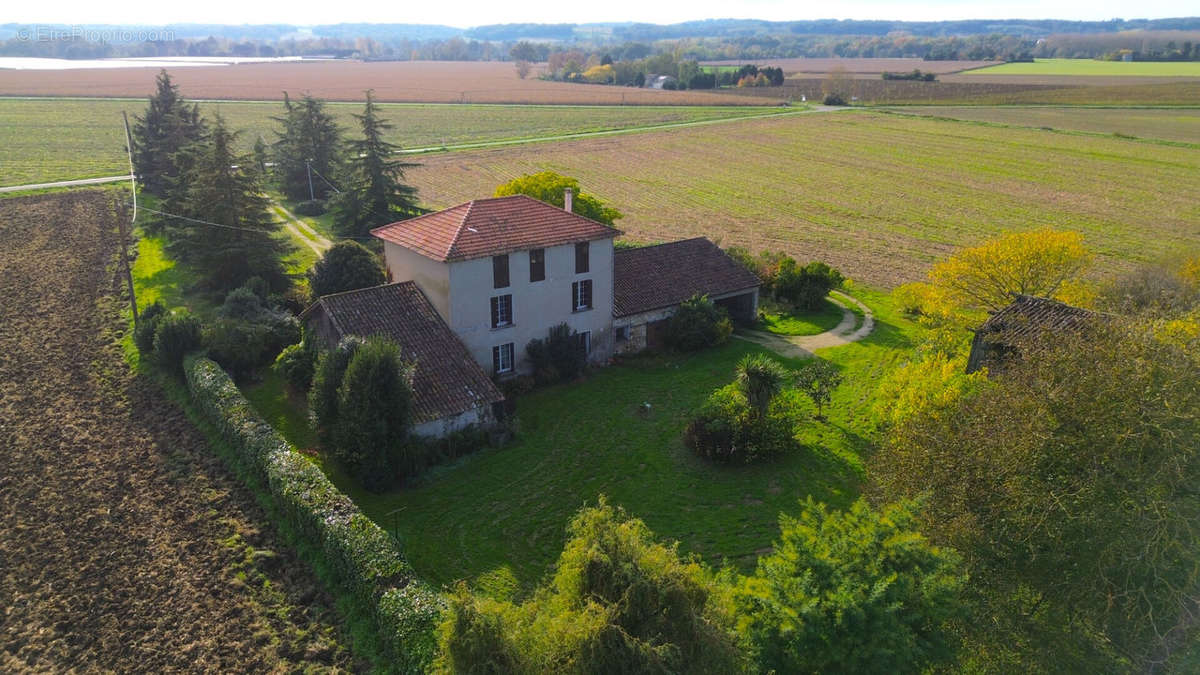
724 77 1067 104
405 111 1200 288
889 106 1200 144
0 97 785 186
700 57 992 75
0 190 355 670
966 58 1200 77
0 60 772 105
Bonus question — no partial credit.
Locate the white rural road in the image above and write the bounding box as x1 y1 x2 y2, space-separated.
0 174 133 193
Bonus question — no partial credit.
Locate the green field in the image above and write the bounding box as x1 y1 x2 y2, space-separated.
405 111 1200 288
759 299 846 335
0 98 785 186
888 106 1200 144
965 58 1200 77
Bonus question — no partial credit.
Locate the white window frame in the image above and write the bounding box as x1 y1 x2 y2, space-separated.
491 294 513 328
573 279 592 312
494 342 515 374
579 331 591 355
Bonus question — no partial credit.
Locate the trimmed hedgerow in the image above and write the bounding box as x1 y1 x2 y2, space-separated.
184 355 443 672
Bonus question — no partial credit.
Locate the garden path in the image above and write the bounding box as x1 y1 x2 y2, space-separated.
735 290 875 359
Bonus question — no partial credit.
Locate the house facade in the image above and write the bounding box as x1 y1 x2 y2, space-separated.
372 194 620 376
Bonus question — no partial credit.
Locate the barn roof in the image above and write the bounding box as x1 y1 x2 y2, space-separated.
976 294 1096 341
613 237 761 318
301 282 503 423
371 195 620 263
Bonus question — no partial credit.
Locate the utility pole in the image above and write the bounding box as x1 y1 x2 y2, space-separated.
306 158 315 201
120 111 140 327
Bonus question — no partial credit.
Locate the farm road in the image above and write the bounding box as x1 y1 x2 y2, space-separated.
0 174 132 193
0 191 356 671
736 290 876 359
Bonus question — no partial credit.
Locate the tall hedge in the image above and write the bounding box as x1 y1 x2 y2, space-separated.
184 355 442 671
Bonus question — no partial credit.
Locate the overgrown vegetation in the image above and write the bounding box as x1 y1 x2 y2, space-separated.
308 240 387 298
494 171 622 226
666 294 733 351
525 322 588 385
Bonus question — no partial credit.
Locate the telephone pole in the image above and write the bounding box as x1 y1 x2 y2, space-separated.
120 111 140 326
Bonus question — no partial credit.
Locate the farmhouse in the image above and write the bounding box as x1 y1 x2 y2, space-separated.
966 294 1097 374
302 191 759 436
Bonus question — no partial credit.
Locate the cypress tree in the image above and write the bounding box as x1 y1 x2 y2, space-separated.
331 89 421 239
167 114 290 293
132 69 205 196
271 92 342 201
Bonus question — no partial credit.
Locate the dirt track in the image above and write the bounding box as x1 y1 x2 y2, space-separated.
0 191 358 671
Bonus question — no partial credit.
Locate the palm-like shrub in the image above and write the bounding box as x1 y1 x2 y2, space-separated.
735 354 790 416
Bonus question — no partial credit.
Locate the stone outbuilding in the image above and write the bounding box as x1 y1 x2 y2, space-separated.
966 294 1097 374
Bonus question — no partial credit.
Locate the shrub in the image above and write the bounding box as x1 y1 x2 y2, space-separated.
435 497 743 673
684 384 797 463
525 323 587 385
133 300 168 356
273 342 316 391
774 260 844 311
259 310 301 356
294 199 327 216
219 285 266 320
204 318 271 380
309 336 363 447
823 92 847 105
666 294 733 352
153 312 203 372
334 337 415 490
733 498 966 674
308 240 387 299
183 356 441 671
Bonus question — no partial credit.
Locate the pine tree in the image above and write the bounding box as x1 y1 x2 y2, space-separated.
331 90 421 239
167 114 290 294
271 92 342 202
132 69 205 196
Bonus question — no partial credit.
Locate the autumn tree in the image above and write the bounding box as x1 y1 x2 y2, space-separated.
132 69 205 196
331 90 421 239
494 171 622 226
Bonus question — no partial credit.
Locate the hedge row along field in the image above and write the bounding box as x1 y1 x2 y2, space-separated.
184 355 442 672
0 98 784 186
405 110 1200 288
0 190 357 670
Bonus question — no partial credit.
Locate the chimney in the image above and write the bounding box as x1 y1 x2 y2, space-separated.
563 187 573 213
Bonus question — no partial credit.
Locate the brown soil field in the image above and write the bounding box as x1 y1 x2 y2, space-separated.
702 57 993 75
887 106 1200 144
0 191 358 671
0 60 772 105
403 111 1199 288
724 77 1067 104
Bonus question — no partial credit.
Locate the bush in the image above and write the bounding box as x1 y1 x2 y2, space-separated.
334 337 415 490
308 240 386 299
666 294 733 352
436 497 744 674
309 336 364 447
274 343 316 391
204 318 271 380
684 384 797 463
294 199 327 216
153 312 202 372
733 498 966 674
823 92 847 105
774 260 844 311
219 285 265 320
183 356 441 671
133 300 168 356
525 322 587 385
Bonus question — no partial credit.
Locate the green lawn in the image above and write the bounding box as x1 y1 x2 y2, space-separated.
758 298 846 336
964 58 1200 77
242 286 923 592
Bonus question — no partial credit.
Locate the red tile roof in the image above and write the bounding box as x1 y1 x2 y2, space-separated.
371 195 620 262
613 238 761 318
301 282 503 424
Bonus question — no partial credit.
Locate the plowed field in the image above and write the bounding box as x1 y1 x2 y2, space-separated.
0 191 357 671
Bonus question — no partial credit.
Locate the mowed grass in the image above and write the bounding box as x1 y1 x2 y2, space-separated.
889 106 1200 145
272 286 919 590
406 110 1200 288
966 58 1200 77
759 299 846 336
0 97 783 186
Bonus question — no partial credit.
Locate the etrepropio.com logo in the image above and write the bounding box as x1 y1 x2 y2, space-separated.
14 26 176 42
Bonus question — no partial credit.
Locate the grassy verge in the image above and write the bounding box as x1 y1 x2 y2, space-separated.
758 297 846 335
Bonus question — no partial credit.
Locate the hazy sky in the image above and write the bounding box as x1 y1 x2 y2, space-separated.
8 0 1197 28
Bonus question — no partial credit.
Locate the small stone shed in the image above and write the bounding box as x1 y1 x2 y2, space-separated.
300 281 505 438
612 237 761 354
966 294 1097 374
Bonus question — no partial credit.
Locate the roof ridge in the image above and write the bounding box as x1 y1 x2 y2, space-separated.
445 199 477 260
614 236 710 255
